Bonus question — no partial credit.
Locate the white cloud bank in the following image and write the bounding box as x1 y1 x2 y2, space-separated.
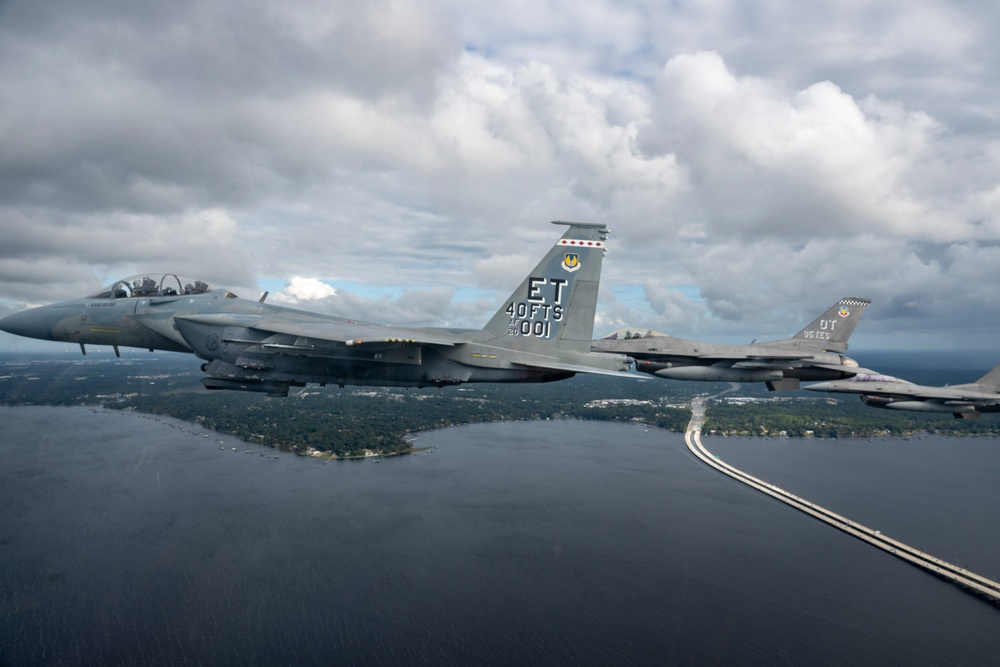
3 1 1000 350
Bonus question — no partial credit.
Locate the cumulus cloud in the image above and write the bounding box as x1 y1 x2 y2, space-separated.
3 0 1000 352
637 52 948 242
276 277 338 303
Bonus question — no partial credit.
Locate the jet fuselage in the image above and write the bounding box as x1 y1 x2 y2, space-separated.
591 335 862 385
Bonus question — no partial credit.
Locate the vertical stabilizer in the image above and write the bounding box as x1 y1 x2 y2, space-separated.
474 222 609 355
790 297 871 352
973 363 1000 389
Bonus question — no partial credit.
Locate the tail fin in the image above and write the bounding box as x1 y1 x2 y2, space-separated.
974 363 1000 389
790 297 871 353
474 221 609 355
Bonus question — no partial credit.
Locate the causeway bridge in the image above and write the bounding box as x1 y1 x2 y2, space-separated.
685 392 1000 605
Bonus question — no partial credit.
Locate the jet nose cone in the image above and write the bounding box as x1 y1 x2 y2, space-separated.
804 382 833 392
0 307 56 341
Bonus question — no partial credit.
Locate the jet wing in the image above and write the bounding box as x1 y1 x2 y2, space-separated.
247 318 467 347
729 358 810 370
934 398 1000 407
905 389 1000 405
176 314 468 348
808 380 1000 405
712 356 876 376
701 354 813 362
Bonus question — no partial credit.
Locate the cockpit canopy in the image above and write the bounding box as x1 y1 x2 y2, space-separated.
600 328 667 340
88 274 223 299
844 373 909 385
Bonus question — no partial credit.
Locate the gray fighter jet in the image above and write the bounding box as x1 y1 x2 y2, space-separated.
806 365 1000 419
591 297 872 391
0 222 632 396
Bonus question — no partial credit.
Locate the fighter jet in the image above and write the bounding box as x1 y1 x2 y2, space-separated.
591 297 872 391
806 365 1000 419
0 222 632 396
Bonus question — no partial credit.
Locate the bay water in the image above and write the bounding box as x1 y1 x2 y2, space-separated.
1 406 997 666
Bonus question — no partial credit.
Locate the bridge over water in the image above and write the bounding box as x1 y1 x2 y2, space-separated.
684 391 1000 605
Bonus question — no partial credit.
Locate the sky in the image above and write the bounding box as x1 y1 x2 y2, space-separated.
2 0 1000 354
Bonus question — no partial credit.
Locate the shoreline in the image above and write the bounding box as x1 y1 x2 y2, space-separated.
3 403 998 468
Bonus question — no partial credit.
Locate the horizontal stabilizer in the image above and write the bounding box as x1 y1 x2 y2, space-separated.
508 347 636 378
511 359 639 379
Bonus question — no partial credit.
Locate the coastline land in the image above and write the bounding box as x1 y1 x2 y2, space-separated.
2 351 998 458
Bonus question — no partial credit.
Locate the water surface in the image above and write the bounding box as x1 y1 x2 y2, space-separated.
1 407 997 666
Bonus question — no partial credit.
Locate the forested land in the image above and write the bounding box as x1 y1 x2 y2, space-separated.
2 352 997 457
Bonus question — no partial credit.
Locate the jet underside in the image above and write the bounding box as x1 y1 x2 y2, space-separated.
178 317 575 395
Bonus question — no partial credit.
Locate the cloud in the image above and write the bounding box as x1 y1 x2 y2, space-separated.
3 1 1000 351
276 277 337 303
636 52 952 242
